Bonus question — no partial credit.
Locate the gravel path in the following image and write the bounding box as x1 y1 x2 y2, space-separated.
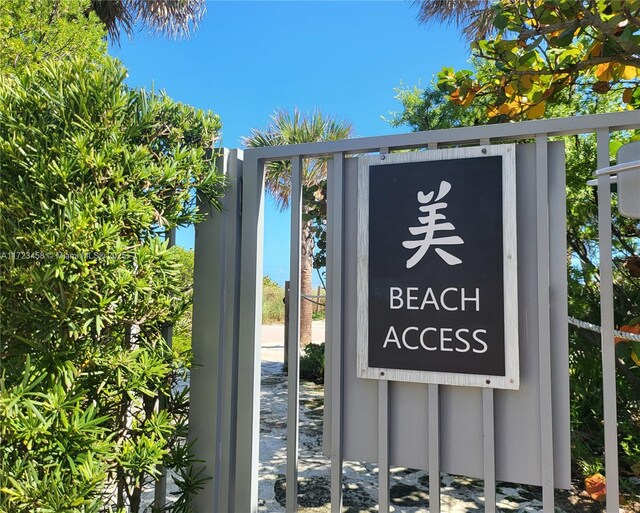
140 323 637 512
257 322 637 513
256 359 639 513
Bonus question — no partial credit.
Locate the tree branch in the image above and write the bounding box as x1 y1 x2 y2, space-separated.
473 50 640 77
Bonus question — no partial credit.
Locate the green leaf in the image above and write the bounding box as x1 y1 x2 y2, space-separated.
494 12 511 30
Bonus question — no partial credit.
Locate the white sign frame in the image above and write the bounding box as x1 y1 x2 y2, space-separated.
357 144 519 389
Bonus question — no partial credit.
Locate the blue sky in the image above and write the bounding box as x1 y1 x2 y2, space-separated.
110 1 471 285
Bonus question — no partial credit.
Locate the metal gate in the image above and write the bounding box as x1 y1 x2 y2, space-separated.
188 111 639 513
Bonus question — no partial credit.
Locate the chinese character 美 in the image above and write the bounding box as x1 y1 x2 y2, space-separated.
402 180 464 268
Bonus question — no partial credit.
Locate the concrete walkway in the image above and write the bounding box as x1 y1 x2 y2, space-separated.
261 321 326 359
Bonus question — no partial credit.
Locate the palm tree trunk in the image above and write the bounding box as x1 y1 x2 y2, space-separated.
300 219 315 346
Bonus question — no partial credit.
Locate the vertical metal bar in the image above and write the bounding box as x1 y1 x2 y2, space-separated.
328 152 345 513
548 142 572 490
428 384 440 513
286 156 303 513
234 153 265 513
482 389 496 513
209 153 227 513
427 141 441 513
596 128 620 513
378 380 390 513
535 134 555 511
479 137 496 513
218 149 243 513
189 150 231 512
377 146 390 513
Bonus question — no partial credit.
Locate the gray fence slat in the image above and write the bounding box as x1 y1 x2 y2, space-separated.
189 153 226 511
377 147 390 513
219 150 243 512
189 150 244 511
535 135 555 512
482 388 496 513
548 141 572 490
286 156 303 513
428 384 440 513
596 129 620 513
378 380 390 512
426 141 441 513
234 154 264 513
328 153 345 513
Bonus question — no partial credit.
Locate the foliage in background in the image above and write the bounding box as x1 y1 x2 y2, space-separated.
243 109 352 345
173 272 289 353
171 247 195 356
263 276 286 325
299 343 325 384
385 82 479 131
0 0 107 75
0 56 223 512
305 181 328 281
563 129 640 479
434 0 640 120
389 59 639 500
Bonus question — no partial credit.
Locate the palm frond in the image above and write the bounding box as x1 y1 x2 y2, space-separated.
413 0 495 42
133 0 206 39
242 108 353 210
93 0 206 42
91 0 132 43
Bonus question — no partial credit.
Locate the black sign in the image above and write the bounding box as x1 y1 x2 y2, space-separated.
368 156 505 376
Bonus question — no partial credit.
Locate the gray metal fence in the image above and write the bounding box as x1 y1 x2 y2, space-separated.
188 111 639 513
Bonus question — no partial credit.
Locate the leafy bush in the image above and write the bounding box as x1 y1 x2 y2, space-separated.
0 56 223 512
300 343 325 383
564 133 640 479
171 247 195 355
0 0 107 75
263 276 285 324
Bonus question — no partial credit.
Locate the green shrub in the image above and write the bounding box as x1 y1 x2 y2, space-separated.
171 247 195 355
0 0 107 76
263 276 285 324
564 135 640 480
299 343 325 383
0 56 223 512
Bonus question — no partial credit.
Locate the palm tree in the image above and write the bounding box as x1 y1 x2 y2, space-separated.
89 0 206 41
413 0 495 42
243 108 353 346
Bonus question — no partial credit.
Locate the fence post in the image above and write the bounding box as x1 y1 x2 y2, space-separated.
597 129 620 513
189 149 243 511
234 152 265 512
